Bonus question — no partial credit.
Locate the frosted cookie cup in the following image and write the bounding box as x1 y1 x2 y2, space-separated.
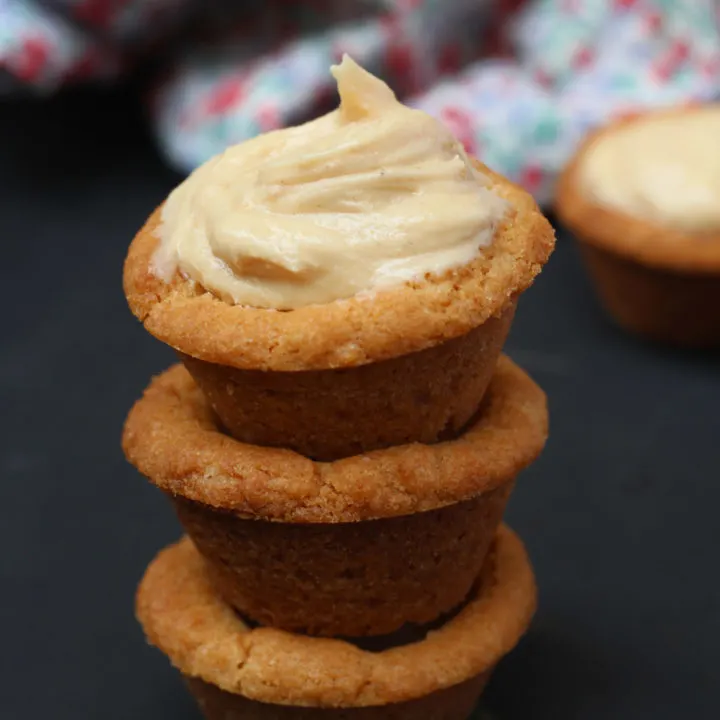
556 107 720 347
123 356 547 637
124 58 554 460
136 526 536 720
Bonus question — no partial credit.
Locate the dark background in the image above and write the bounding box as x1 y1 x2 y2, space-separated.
2 84 719 720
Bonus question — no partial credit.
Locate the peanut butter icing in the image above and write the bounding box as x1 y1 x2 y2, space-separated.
580 106 720 233
153 56 508 309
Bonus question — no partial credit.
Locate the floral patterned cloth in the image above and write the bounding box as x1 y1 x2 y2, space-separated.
2 0 719 202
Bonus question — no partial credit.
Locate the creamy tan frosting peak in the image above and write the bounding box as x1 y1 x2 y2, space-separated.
153 56 508 309
580 106 720 233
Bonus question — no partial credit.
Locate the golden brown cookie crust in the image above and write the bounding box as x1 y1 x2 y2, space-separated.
123 162 554 371
122 355 548 523
135 525 536 708
556 108 720 274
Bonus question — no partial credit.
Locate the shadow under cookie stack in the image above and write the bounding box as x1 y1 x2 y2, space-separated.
122 59 554 720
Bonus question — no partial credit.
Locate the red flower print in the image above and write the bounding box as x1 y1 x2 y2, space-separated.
379 14 400 37
653 40 690 81
701 56 720 78
645 11 663 32
484 29 504 58
520 165 543 192
386 43 413 78
75 0 118 28
498 0 526 12
671 41 690 63
573 47 594 70
386 43 419 93
14 37 50 82
257 105 280 132
439 44 462 76
206 78 245 116
440 107 476 155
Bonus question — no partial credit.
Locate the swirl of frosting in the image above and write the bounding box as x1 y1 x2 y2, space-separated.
153 56 508 309
580 106 720 233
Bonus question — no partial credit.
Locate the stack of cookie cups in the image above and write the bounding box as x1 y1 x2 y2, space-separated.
123 163 554 719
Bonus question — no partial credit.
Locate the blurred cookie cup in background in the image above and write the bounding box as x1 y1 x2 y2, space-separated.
556 106 720 347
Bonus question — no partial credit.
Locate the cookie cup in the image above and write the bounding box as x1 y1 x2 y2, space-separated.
124 163 554 459
123 355 547 637
136 526 536 720
556 110 720 348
